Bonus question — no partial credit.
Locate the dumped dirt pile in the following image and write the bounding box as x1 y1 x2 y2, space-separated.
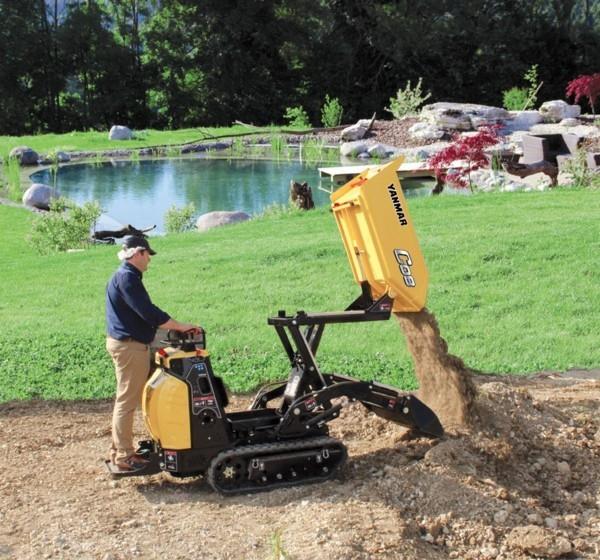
1 371 600 559
395 309 477 431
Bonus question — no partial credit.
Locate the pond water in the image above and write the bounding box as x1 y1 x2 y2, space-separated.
30 157 433 234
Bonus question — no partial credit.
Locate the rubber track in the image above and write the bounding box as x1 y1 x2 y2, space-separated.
207 436 347 495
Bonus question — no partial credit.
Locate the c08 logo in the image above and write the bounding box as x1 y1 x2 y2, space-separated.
394 249 416 287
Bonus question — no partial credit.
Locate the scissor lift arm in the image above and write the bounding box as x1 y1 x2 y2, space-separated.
250 283 443 438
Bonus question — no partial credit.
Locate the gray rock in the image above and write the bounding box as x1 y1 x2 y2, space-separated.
539 100 581 122
559 118 580 127
509 172 553 192
108 125 133 140
340 119 372 141
181 141 232 154
22 183 59 210
421 102 509 131
469 169 524 192
196 211 250 232
9 145 39 165
39 151 71 165
408 122 445 141
504 110 544 132
556 461 571 479
367 143 389 158
507 525 572 558
493 509 510 523
526 513 544 525
340 141 369 157
529 122 600 139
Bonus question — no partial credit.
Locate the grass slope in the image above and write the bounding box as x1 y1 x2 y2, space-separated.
1 188 599 402
0 125 304 156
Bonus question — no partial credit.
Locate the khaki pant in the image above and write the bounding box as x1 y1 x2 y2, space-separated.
106 337 151 463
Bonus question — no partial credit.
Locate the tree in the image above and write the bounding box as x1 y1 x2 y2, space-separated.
58 1 132 129
0 0 52 133
103 0 156 126
566 73 600 114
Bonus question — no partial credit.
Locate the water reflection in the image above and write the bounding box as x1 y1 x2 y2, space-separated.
30 158 433 234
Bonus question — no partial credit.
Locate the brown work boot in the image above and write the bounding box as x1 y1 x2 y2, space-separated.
113 454 150 472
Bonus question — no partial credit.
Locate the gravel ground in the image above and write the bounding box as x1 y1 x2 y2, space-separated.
2 371 600 560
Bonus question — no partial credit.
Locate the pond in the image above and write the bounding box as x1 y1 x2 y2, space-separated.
30 157 433 234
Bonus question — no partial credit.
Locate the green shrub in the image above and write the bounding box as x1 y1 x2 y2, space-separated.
320 95 344 127
2 155 22 201
503 64 541 111
564 150 600 188
27 197 102 254
301 138 327 164
284 105 311 128
270 134 285 158
385 78 431 118
502 87 529 110
523 64 541 108
254 202 300 219
164 202 196 233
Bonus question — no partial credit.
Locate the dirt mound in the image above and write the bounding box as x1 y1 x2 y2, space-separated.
1 372 600 559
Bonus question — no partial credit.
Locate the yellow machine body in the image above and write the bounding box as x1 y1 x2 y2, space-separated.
330 157 428 312
141 348 207 450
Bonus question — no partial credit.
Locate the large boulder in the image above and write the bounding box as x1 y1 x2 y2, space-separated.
408 122 445 141
366 143 389 158
529 122 600 139
196 211 251 232
108 125 133 140
539 100 581 123
340 119 372 141
22 183 59 210
503 110 544 132
9 146 39 166
340 140 369 157
421 102 509 131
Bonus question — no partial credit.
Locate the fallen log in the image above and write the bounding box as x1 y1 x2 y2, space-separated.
92 224 156 243
502 160 558 186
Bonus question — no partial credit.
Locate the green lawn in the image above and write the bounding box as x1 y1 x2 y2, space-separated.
0 125 305 156
1 188 599 402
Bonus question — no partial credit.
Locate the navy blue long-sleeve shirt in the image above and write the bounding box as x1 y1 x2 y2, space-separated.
106 262 170 344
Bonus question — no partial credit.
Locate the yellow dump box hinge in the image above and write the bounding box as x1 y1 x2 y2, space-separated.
330 157 428 312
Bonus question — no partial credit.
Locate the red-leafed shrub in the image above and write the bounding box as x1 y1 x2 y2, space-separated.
428 126 500 190
566 73 600 115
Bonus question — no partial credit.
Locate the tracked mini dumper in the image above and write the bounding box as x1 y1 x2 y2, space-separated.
105 158 444 494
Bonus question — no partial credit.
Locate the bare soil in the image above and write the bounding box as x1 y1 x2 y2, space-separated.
1 367 599 560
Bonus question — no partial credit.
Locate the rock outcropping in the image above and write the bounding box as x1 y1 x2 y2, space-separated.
421 102 509 131
196 211 251 232
108 125 133 140
22 184 59 210
10 146 39 166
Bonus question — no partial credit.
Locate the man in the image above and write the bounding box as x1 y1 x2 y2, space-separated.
105 235 198 472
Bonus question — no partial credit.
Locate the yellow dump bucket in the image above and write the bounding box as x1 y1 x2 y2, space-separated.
330 157 427 312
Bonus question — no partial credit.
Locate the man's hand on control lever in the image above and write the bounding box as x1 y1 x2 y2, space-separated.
160 319 202 334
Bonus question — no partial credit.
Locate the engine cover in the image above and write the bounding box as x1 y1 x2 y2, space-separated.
143 369 191 449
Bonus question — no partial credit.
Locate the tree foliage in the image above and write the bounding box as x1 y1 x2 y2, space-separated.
1 0 600 134
566 73 600 114
429 126 500 190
